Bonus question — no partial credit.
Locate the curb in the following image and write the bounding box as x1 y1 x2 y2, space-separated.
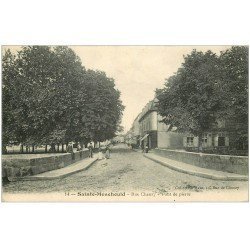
8 158 98 181
144 154 248 181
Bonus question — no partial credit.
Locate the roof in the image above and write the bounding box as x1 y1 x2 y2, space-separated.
138 98 158 122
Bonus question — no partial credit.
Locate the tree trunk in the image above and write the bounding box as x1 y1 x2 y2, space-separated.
26 146 29 153
32 145 35 153
51 143 56 153
198 132 203 152
2 145 7 154
45 144 48 153
20 144 24 154
62 144 64 153
57 143 60 152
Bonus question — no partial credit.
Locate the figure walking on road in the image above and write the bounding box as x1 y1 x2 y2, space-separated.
105 144 111 159
141 143 144 153
88 142 94 158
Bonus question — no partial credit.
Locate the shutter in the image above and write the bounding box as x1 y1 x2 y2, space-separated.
183 137 187 147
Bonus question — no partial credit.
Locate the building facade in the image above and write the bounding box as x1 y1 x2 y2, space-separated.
128 96 247 154
183 118 247 154
138 98 183 149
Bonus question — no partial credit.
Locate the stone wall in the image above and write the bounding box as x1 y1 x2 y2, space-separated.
152 148 248 175
2 149 90 179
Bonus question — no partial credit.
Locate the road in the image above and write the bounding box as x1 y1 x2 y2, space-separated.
2 144 248 201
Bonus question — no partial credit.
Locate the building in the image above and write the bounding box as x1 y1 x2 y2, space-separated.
183 118 248 154
183 132 230 150
113 135 125 143
138 98 183 149
130 95 247 154
129 114 141 147
124 130 133 145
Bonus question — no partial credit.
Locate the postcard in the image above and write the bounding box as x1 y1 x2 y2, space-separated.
1 45 248 202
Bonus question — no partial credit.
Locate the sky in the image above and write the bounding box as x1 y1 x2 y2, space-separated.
4 45 232 132
70 46 231 132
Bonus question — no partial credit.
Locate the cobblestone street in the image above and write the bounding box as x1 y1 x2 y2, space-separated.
3 144 248 201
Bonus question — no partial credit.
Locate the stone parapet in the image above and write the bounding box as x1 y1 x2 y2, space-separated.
2 149 90 179
152 148 248 175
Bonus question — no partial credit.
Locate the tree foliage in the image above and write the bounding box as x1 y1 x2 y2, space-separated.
2 46 124 151
2 49 17 150
218 46 248 136
82 70 124 143
157 50 221 136
157 46 248 145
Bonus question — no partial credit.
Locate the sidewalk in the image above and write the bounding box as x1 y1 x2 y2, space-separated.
144 153 248 181
9 156 98 181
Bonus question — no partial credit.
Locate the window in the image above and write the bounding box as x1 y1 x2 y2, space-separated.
202 133 208 146
187 137 194 146
202 138 208 144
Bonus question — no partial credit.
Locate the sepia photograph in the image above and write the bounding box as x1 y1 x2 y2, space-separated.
1 1 250 250
1 45 249 202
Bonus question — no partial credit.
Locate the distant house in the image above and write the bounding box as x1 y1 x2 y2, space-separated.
183 118 247 154
183 132 230 149
129 114 141 147
138 98 183 149
113 135 125 143
124 130 133 144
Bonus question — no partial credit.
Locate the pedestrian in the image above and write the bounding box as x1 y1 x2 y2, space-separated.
67 142 73 153
67 142 75 160
77 144 81 151
105 144 111 159
98 147 103 160
88 142 94 158
145 143 149 153
141 143 144 153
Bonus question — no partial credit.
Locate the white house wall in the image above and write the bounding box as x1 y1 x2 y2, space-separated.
151 112 158 130
158 131 183 149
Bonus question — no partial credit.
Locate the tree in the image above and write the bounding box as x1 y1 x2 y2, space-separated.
2 46 124 153
2 46 88 150
218 46 248 148
157 50 221 149
13 46 59 147
219 46 248 131
46 46 88 147
81 70 124 143
2 49 18 153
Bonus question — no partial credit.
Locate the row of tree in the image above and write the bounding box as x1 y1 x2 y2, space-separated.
157 46 248 149
2 46 124 153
